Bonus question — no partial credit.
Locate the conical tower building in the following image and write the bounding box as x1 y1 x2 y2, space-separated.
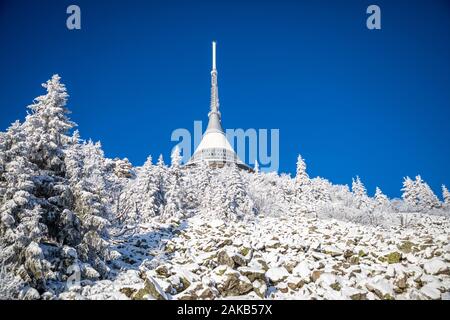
187 41 250 170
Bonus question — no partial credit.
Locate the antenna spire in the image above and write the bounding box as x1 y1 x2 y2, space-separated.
207 41 223 132
212 41 217 70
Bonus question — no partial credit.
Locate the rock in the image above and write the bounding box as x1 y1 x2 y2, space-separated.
248 258 269 271
316 273 340 291
266 267 289 284
277 282 289 293
344 250 354 259
265 239 280 249
252 280 267 298
406 253 418 264
213 265 228 276
398 241 415 254
232 253 248 267
165 241 176 253
322 245 343 257
62 246 77 260
286 276 304 290
382 252 402 264
239 247 252 258
342 287 367 300
120 287 138 298
177 292 198 300
292 261 311 282
394 275 408 292
311 270 323 282
217 248 236 268
349 256 360 265
420 284 441 300
214 269 253 297
168 275 187 293
217 239 233 248
237 267 265 282
366 278 395 300
41 292 55 300
21 287 40 300
155 265 170 277
198 286 219 299
82 264 100 280
133 275 169 300
58 291 86 300
283 261 298 273
423 258 449 275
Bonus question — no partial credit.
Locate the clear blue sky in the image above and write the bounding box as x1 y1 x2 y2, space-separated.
1 0 449 198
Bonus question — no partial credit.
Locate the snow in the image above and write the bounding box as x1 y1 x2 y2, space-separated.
423 258 449 275
292 261 311 281
265 267 290 284
420 284 442 300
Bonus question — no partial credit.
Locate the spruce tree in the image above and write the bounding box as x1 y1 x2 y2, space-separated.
442 185 450 205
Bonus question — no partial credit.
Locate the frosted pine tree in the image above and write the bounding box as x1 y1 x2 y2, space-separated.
415 175 440 211
292 154 313 213
253 161 259 174
65 138 114 275
114 158 134 179
221 164 257 220
23 74 75 173
442 185 450 205
0 75 115 293
309 177 332 203
402 175 440 212
352 176 371 210
184 160 210 210
162 147 185 220
0 75 78 292
401 176 417 210
374 187 390 207
157 154 166 167
121 156 163 223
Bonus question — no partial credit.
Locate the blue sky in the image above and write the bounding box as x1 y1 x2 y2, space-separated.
1 0 449 198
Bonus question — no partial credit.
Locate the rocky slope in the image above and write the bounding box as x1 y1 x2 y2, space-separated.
59 213 450 300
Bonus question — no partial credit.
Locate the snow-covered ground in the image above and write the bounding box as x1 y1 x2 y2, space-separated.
62 212 450 300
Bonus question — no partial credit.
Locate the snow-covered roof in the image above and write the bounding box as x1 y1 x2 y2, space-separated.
194 129 235 153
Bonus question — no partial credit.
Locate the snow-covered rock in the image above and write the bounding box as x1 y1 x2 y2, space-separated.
423 258 448 275
266 267 290 284
420 284 442 300
365 277 395 299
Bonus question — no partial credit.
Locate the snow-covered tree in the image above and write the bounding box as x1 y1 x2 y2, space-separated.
374 187 390 207
310 177 332 203
352 176 371 210
416 176 441 211
402 175 440 212
161 147 185 219
295 155 309 184
291 154 313 212
442 185 450 205
23 74 75 173
120 156 164 223
253 161 259 174
220 164 257 220
64 138 114 275
114 158 134 179
157 154 165 167
401 176 416 208
0 75 114 293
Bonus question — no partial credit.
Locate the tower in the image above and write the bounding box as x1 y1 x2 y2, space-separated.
187 41 250 170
